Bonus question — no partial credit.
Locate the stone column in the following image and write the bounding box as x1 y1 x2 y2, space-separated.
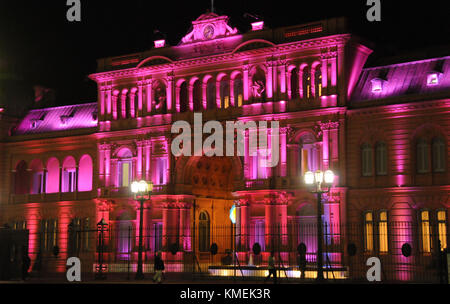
216 80 221 109
120 89 128 119
144 140 151 181
104 145 111 187
266 60 273 100
137 81 143 116
98 145 105 187
112 90 119 120
99 86 106 118
166 74 174 112
129 87 137 118
145 79 153 114
106 86 112 118
188 83 194 111
238 200 249 251
229 78 235 107
136 141 143 179
264 199 275 251
243 65 249 103
202 83 207 110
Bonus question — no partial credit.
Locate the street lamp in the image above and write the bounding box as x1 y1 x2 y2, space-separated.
131 180 153 280
95 218 108 280
304 169 335 281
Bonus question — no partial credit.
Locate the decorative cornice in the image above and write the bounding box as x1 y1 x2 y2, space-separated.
89 35 351 82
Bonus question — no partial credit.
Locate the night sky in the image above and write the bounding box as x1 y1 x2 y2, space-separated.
0 0 448 106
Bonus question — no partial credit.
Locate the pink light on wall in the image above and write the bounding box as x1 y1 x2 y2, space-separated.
154 39 166 48
251 21 264 31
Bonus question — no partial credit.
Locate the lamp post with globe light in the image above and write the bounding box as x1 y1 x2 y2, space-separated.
131 180 153 280
303 169 335 281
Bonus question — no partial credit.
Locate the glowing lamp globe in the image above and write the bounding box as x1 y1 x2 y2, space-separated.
229 204 236 224
324 170 335 184
137 180 147 193
131 181 139 194
304 171 314 185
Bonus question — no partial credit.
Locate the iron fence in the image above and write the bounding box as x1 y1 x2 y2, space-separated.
2 221 448 283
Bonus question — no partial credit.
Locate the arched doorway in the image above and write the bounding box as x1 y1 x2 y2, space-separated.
181 156 241 261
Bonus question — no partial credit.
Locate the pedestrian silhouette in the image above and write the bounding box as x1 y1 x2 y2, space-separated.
264 251 277 283
153 251 165 283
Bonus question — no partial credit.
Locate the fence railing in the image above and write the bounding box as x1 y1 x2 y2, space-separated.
1 221 448 283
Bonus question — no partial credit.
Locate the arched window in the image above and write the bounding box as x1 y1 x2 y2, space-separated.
153 80 167 113
416 139 430 173
62 156 77 193
179 81 189 113
437 210 447 250
193 80 202 111
420 210 431 253
298 133 320 176
117 148 133 188
219 76 230 109
233 75 243 107
302 66 311 99
250 67 266 103
30 159 44 194
364 211 374 252
46 157 60 193
378 211 388 253
290 67 299 99
432 137 446 172
14 161 29 194
375 142 387 176
198 211 210 252
361 143 373 177
206 78 216 110
314 65 322 97
78 154 93 192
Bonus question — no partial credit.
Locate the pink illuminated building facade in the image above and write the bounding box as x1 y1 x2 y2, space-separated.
0 13 448 281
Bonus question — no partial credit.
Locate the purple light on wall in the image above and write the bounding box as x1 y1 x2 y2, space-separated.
426 72 440 86
371 78 384 93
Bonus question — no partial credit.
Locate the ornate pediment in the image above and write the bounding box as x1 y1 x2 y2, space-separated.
180 12 238 44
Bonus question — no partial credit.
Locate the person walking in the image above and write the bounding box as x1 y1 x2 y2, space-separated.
153 251 165 283
264 251 276 283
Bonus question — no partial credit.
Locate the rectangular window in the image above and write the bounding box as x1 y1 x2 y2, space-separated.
437 211 447 250
118 160 132 187
421 211 431 253
63 169 76 192
364 212 374 252
32 172 44 194
153 222 163 252
378 212 388 253
237 94 243 107
153 158 167 185
224 96 229 109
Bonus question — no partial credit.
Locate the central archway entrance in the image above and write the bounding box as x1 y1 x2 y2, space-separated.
182 155 241 262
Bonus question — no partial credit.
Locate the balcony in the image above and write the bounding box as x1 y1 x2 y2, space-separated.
100 184 169 198
9 191 95 204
